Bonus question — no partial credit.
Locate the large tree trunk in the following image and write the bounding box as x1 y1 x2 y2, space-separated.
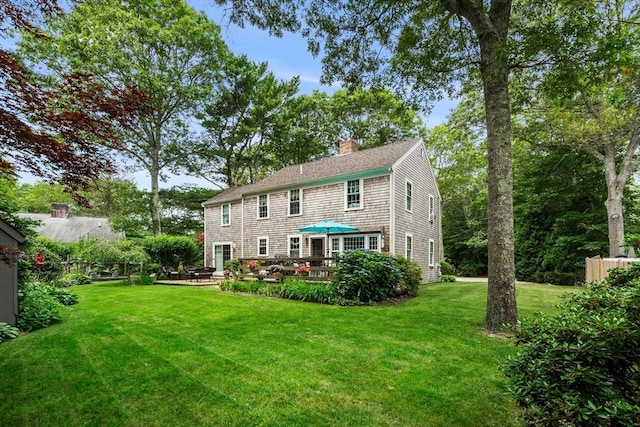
446 0 517 331
149 125 162 235
482 47 517 331
604 156 626 257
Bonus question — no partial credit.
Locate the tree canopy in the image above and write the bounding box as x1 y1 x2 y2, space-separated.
19 0 230 234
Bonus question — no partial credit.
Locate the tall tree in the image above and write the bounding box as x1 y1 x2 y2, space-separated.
20 0 230 234
1 0 143 265
1 0 144 201
214 0 518 330
515 1 640 257
326 88 424 149
181 55 299 187
426 91 489 277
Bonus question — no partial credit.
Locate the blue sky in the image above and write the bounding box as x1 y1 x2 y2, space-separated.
13 0 457 189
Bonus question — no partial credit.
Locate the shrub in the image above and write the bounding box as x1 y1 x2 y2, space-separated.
332 250 403 303
456 260 486 277
440 274 456 282
55 273 92 287
394 256 421 297
0 322 19 343
141 235 200 267
44 285 78 306
503 280 640 426
604 262 640 287
224 258 241 275
17 283 62 331
19 237 65 283
131 274 154 286
273 280 335 304
440 260 455 275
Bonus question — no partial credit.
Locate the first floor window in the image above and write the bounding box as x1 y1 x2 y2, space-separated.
289 236 301 258
406 234 413 259
258 237 268 256
429 239 435 266
344 236 366 251
368 236 379 251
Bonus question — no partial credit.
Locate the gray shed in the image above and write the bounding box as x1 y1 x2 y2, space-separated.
0 218 25 326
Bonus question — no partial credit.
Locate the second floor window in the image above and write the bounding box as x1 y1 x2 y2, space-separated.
429 194 435 222
345 179 362 209
258 194 269 219
289 189 301 216
406 180 413 212
221 204 230 225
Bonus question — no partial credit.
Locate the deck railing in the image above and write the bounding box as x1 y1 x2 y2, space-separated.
236 257 338 281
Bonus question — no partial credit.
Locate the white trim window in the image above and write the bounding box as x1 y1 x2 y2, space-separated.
333 234 381 254
429 239 435 266
405 233 413 259
288 189 302 216
345 179 363 210
257 236 269 257
221 203 230 226
406 180 413 212
429 194 435 222
257 194 269 219
288 235 302 258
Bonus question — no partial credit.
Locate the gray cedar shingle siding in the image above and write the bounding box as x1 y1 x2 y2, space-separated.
0 218 25 326
204 138 443 282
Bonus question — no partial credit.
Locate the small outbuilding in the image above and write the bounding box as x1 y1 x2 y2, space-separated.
0 217 25 326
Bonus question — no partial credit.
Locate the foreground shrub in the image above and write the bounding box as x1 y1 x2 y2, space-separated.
273 280 335 304
440 260 455 275
19 237 64 283
394 256 421 297
332 250 403 303
0 322 19 343
141 235 200 268
131 274 154 286
54 273 92 287
17 283 62 332
504 280 640 425
44 285 78 306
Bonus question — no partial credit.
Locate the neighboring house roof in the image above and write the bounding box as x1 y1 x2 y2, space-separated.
17 213 124 243
204 138 424 205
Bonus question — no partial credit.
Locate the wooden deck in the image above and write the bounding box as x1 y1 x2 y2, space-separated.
153 278 221 286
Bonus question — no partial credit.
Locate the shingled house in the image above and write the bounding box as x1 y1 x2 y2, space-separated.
203 138 443 283
19 203 124 243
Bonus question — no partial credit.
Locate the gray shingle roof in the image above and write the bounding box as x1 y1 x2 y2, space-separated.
17 213 124 243
204 138 423 205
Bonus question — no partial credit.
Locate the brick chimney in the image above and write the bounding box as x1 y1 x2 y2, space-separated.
339 139 359 155
51 203 69 219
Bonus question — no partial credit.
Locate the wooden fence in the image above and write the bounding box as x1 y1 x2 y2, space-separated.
585 256 640 283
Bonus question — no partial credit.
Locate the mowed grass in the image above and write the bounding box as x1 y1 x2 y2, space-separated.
0 281 576 426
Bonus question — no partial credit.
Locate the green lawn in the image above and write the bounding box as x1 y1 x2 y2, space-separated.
0 281 576 426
